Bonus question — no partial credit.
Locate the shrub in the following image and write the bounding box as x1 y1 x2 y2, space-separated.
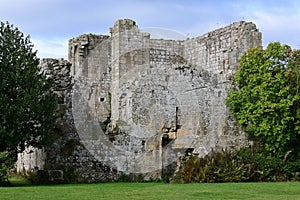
173 147 300 183
0 151 11 186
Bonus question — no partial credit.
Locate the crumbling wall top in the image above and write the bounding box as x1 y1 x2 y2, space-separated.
110 19 139 36
114 18 137 29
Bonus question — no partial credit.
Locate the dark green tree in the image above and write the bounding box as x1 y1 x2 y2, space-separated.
0 22 56 183
226 42 300 154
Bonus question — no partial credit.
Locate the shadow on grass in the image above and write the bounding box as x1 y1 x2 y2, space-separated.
7 176 31 186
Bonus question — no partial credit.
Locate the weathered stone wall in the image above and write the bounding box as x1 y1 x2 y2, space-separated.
149 39 184 66
184 21 261 79
16 58 72 173
15 147 46 173
68 34 110 77
104 19 261 177
16 58 118 182
16 19 262 182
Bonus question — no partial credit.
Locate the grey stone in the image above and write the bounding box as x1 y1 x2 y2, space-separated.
16 19 262 182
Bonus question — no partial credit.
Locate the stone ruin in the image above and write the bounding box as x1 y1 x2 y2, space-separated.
16 19 262 182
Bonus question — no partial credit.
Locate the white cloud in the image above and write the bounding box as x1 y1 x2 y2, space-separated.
31 38 68 59
1 0 299 60
248 11 300 48
141 27 187 40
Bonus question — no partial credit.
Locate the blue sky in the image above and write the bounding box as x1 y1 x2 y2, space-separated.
0 0 299 58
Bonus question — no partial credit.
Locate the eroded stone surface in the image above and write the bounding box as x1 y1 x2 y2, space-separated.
16 19 262 182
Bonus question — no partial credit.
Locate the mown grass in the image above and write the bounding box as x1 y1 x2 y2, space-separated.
8 176 31 186
0 181 299 200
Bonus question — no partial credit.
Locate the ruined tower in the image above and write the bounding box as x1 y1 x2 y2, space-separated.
17 19 262 182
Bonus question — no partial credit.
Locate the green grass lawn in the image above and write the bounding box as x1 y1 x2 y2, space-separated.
0 181 299 200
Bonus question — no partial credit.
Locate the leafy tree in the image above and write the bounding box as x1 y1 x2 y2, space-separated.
0 22 56 183
226 42 300 154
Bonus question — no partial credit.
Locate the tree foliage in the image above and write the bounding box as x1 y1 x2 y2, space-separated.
0 21 56 153
226 42 300 154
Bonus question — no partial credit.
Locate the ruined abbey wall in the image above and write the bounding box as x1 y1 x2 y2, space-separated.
16 19 262 182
